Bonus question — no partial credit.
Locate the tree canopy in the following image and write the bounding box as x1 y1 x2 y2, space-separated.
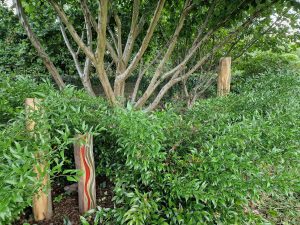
3 0 300 110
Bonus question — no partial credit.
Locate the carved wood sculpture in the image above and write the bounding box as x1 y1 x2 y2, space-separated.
217 57 232 96
25 98 53 221
74 133 96 214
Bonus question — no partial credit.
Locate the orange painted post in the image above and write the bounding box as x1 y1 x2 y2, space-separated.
25 98 53 221
217 57 231 96
74 133 96 214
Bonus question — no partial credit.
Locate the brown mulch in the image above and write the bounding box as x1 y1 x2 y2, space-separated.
13 177 114 225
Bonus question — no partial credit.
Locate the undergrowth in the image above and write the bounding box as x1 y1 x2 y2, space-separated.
0 68 299 224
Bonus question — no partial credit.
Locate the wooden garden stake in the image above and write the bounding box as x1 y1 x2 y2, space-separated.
74 133 96 214
217 57 232 96
25 98 53 221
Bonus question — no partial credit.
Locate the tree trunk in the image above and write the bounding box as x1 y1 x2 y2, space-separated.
95 64 117 104
81 74 95 97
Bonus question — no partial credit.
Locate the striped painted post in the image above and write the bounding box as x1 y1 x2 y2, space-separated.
25 98 53 221
74 133 96 214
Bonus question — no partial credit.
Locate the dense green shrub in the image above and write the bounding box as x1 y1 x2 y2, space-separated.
231 51 300 94
0 74 47 126
0 66 299 224
0 74 110 224
84 70 299 224
0 106 70 223
180 71 300 224
235 51 300 77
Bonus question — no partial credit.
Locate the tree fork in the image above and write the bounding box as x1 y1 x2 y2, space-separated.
114 0 166 96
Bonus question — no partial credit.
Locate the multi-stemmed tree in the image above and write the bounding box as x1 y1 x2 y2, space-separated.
13 0 299 111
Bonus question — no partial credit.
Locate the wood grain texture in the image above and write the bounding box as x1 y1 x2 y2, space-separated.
217 57 231 96
25 98 53 221
74 133 96 214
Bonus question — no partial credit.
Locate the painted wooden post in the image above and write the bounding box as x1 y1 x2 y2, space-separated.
25 98 53 221
74 133 96 214
217 57 231 96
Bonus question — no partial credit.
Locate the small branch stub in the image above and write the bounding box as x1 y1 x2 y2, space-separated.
25 98 53 221
73 133 96 214
217 57 231 96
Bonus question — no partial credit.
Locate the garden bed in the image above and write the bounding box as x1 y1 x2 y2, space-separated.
13 177 114 225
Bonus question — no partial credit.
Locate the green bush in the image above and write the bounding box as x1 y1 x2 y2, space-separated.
0 67 299 224
231 51 300 94
0 74 110 224
235 51 300 77
0 74 48 126
87 70 299 224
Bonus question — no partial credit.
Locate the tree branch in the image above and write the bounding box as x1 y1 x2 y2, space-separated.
233 14 286 60
59 17 83 76
94 0 117 104
106 41 119 65
82 3 96 97
135 0 193 108
76 30 85 56
108 27 118 53
80 0 98 32
189 73 217 108
145 6 265 111
123 0 141 65
96 0 108 63
116 0 166 82
114 14 123 59
14 0 65 89
59 17 95 96
131 60 144 103
49 0 95 63
192 0 218 47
